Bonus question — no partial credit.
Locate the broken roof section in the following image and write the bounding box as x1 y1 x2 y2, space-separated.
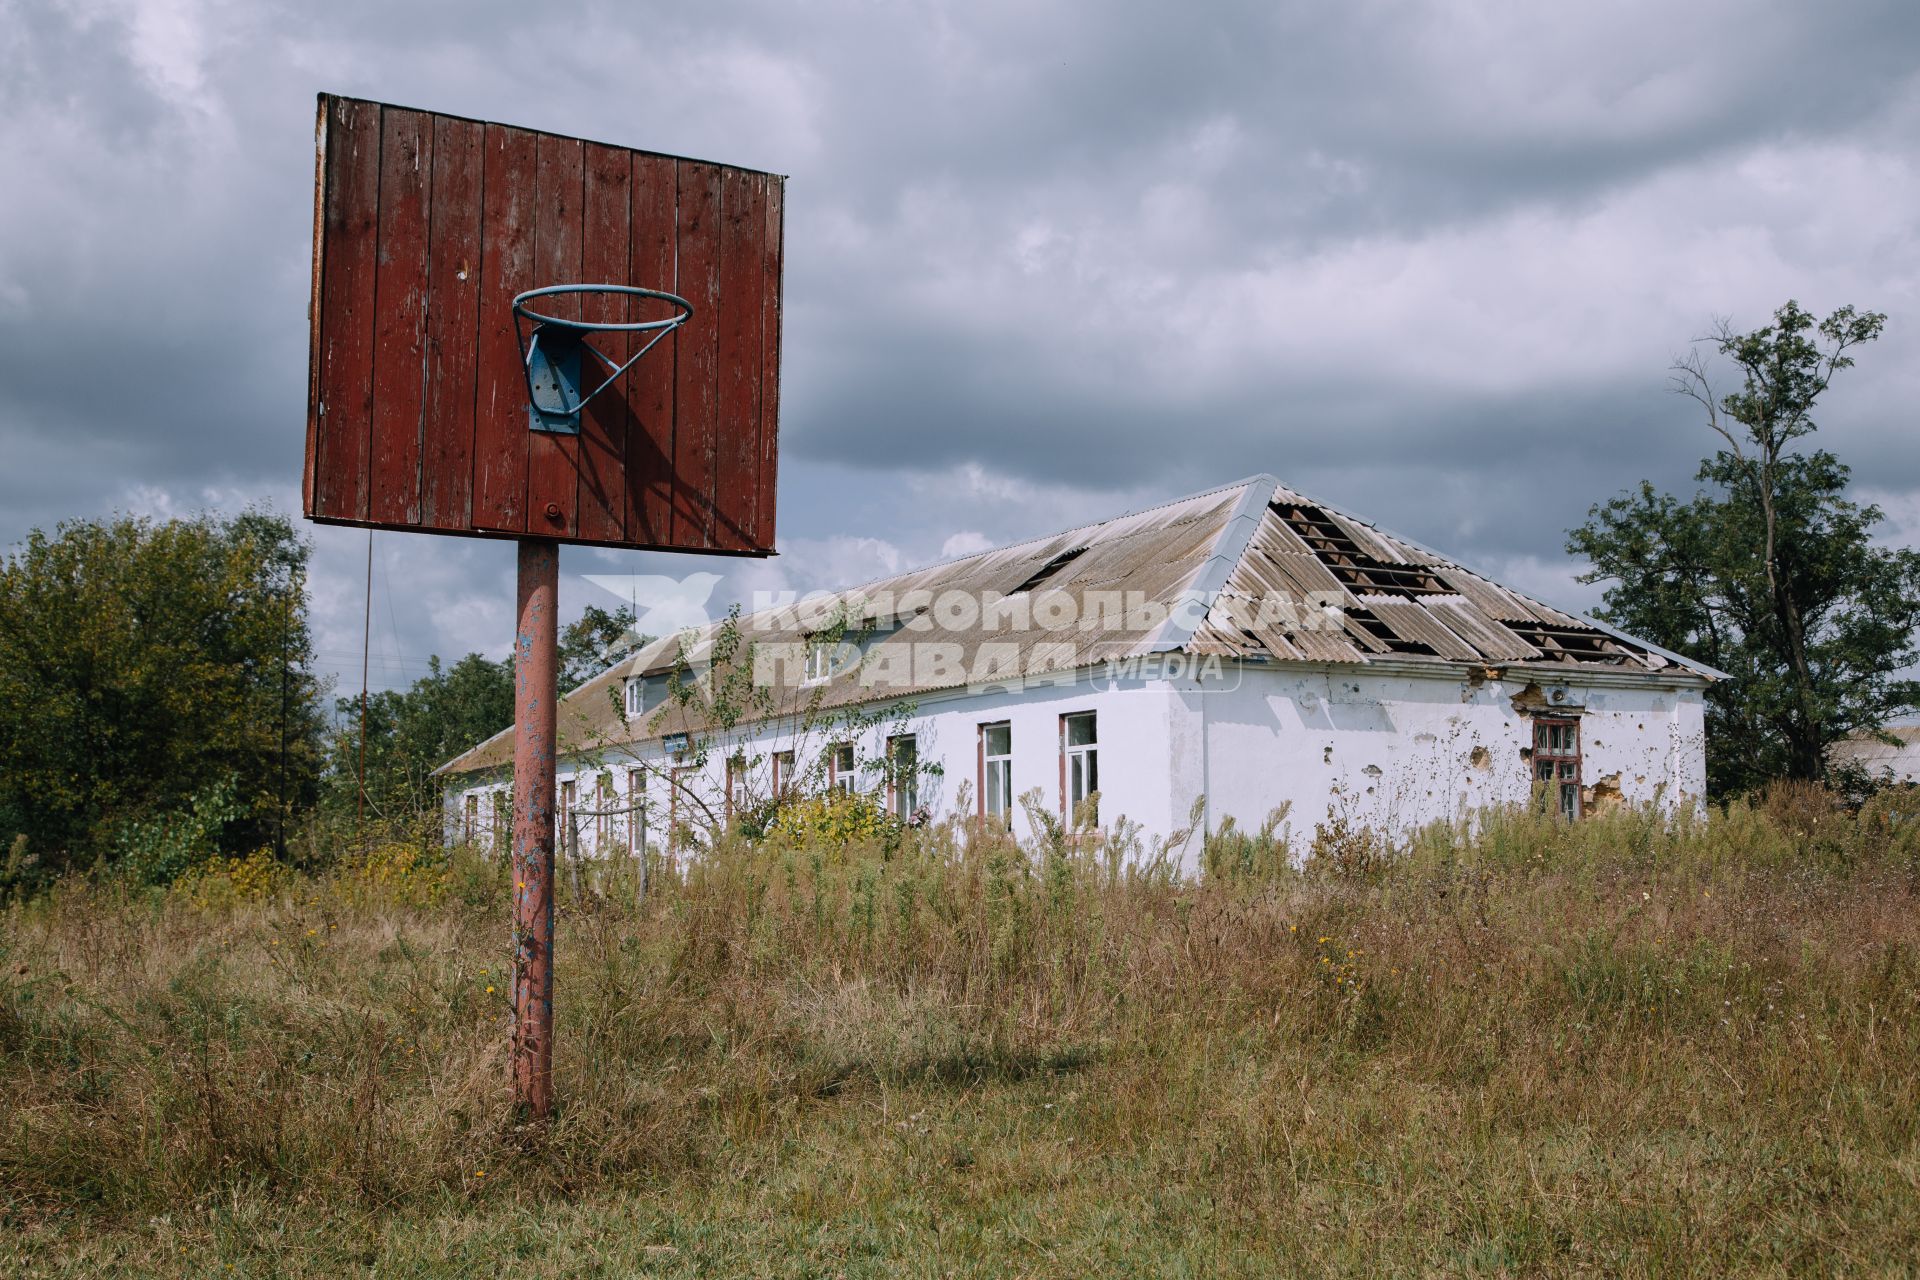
1181 479 1719 673
439 474 1719 776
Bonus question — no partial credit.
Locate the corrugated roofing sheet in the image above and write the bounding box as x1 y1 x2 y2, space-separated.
1423 595 1545 662
1356 594 1481 662
439 474 1716 775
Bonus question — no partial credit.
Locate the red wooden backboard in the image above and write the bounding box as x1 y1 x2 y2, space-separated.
304 94 783 554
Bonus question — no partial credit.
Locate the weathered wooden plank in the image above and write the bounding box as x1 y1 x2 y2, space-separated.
624 152 678 546
576 141 630 544
302 98 329 518
369 105 433 526
755 177 784 552
671 160 721 549
526 132 584 539
419 113 482 529
712 167 764 552
473 122 537 533
312 96 381 522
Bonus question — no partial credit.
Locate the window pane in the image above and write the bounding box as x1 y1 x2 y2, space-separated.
986 760 1010 816
891 737 917 818
984 722 1010 757
1065 713 1096 747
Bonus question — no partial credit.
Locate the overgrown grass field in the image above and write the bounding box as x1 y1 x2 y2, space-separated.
5 788 1920 1276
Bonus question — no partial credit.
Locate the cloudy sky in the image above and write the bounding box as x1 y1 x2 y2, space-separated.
3 0 1917 695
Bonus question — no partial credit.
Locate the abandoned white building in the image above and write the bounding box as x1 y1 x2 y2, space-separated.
439 475 1718 871
1830 725 1920 785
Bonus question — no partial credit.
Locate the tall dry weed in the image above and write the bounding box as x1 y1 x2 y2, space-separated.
3 788 1918 1274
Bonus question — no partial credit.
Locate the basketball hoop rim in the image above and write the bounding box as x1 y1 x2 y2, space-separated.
511 283 694 334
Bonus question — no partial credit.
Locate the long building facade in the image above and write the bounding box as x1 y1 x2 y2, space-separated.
439 475 1716 871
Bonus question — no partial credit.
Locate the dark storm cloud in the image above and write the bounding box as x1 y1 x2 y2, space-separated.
2 0 1916 688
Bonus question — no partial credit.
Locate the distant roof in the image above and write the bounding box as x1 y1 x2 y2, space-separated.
1830 725 1920 777
440 474 1719 776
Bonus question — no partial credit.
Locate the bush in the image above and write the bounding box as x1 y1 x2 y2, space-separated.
762 789 900 853
113 779 243 886
332 840 452 907
171 846 293 909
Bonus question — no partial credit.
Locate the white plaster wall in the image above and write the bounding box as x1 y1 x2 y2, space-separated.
448 675 1180 858
1180 664 1708 862
447 662 1710 875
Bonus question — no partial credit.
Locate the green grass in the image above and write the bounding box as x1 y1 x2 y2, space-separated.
4 786 1920 1276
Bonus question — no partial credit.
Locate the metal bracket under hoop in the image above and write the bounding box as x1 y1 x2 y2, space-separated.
512 284 693 435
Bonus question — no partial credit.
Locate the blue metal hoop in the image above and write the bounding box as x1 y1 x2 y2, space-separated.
512 283 693 334
510 284 694 434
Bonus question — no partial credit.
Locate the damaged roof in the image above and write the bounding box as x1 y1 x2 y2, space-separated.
439 474 1719 776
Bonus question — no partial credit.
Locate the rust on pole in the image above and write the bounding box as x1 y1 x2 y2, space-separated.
511 537 560 1121
356 529 372 845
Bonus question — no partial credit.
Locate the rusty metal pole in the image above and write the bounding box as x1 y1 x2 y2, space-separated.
510 538 559 1121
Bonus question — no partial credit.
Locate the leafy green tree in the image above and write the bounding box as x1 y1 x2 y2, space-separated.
1569 301 1920 794
560 603 645 690
324 602 637 837
323 652 514 824
0 510 324 875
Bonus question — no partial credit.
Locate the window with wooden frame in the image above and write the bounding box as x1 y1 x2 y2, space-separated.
668 765 696 847
771 749 796 798
726 754 749 824
828 742 856 794
626 767 645 855
1060 712 1097 822
595 773 614 849
887 735 918 820
558 778 576 845
1533 718 1582 819
463 793 478 843
979 721 1012 824
491 790 510 853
